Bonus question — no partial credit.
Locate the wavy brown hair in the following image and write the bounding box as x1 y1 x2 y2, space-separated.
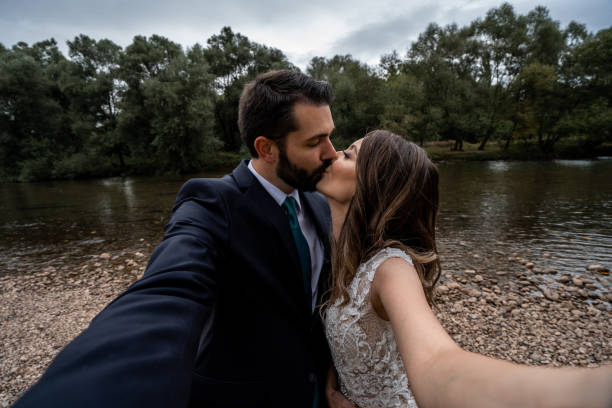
328 130 441 308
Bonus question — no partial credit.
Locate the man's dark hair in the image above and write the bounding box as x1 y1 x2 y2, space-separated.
238 70 333 157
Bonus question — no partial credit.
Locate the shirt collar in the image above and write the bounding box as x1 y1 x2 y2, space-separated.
248 160 302 213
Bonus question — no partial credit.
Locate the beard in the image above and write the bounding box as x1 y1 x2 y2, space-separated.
276 146 331 192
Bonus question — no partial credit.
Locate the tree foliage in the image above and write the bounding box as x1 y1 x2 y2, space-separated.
307 55 384 147
1 8 610 181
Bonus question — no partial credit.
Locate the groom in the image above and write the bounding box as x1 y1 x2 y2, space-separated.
15 70 352 408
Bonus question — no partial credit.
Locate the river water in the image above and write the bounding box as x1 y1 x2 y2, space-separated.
1 159 611 283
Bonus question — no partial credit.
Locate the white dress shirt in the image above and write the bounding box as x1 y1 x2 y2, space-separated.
248 160 324 312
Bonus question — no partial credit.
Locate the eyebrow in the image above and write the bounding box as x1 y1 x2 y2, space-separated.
306 128 335 142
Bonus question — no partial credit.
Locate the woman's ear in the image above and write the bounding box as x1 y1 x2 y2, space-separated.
254 136 279 164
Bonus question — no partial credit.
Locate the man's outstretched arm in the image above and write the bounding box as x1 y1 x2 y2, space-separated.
15 181 227 408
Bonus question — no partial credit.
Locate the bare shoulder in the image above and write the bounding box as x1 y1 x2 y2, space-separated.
373 256 419 287
371 255 423 321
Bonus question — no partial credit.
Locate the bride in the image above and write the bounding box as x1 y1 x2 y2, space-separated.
316 130 612 408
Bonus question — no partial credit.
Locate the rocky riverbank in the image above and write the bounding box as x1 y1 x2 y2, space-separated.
1 247 610 407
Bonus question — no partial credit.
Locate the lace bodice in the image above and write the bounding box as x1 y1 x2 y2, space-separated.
325 247 418 408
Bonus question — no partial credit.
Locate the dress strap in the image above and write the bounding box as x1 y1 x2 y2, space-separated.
346 247 415 308
363 247 414 284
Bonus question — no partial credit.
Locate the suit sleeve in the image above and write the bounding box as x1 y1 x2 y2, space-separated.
15 180 228 408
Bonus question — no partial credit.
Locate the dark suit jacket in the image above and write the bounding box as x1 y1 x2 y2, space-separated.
15 160 333 408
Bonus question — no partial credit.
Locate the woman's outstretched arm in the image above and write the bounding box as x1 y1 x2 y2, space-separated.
371 257 612 408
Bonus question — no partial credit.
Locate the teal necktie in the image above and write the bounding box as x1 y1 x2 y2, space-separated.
282 196 312 303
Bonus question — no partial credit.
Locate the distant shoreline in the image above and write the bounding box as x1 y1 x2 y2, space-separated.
2 142 611 184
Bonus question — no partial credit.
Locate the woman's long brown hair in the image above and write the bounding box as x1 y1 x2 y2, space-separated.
328 130 441 308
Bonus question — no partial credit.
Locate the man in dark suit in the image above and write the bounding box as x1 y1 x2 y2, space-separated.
15 70 354 407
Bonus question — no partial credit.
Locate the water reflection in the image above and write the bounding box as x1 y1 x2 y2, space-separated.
487 161 510 172
438 160 612 275
553 159 594 167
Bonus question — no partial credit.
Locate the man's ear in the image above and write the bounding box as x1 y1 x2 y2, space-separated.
253 136 279 164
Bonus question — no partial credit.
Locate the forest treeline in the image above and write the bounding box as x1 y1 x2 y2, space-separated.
1 3 611 181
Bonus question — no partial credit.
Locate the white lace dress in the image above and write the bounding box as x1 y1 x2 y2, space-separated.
325 247 419 408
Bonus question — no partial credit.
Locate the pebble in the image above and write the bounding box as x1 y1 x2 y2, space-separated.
437 285 449 293
587 264 610 274
557 275 571 283
542 288 559 301
446 281 461 290
577 289 589 298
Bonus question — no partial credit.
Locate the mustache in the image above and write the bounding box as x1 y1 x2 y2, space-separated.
311 159 333 179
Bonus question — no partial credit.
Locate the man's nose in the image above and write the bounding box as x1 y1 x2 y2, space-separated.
321 138 337 161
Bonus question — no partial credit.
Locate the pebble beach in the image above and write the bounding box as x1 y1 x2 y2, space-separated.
1 244 610 407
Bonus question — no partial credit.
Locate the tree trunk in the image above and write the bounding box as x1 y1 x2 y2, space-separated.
504 120 518 151
478 124 495 151
114 146 126 171
478 106 499 151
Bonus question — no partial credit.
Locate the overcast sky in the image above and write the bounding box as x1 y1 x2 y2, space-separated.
2 0 611 70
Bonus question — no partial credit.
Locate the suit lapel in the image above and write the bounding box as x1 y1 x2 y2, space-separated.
232 161 308 307
232 161 334 317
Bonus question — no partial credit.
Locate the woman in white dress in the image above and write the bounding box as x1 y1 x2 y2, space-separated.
316 130 612 408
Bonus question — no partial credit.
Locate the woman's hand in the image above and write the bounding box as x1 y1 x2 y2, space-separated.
326 363 356 408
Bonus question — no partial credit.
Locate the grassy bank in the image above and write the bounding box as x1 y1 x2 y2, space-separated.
0 151 247 183
425 141 612 162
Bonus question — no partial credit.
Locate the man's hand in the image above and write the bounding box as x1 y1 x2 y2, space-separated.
326 363 356 408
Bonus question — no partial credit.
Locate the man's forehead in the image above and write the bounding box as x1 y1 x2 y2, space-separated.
292 102 333 135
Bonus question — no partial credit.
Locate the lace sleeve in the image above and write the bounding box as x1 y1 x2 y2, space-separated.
350 247 414 307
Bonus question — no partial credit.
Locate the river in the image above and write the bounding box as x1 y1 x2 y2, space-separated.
1 159 611 289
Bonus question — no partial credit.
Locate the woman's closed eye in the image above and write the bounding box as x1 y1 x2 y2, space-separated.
343 150 350 159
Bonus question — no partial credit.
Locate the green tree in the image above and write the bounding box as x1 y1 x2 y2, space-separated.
377 73 427 144
205 27 295 151
524 6 565 66
405 23 480 151
470 3 528 150
0 40 72 180
558 27 612 149
514 62 563 152
142 44 219 172
64 35 125 170
117 35 183 163
307 55 384 147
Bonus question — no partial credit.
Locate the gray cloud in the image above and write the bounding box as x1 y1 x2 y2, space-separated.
330 4 442 64
0 0 358 55
1 0 609 70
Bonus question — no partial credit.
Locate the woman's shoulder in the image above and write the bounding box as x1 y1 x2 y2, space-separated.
367 247 414 268
359 247 414 282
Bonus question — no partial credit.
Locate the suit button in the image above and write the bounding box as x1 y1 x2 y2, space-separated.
309 373 317 383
